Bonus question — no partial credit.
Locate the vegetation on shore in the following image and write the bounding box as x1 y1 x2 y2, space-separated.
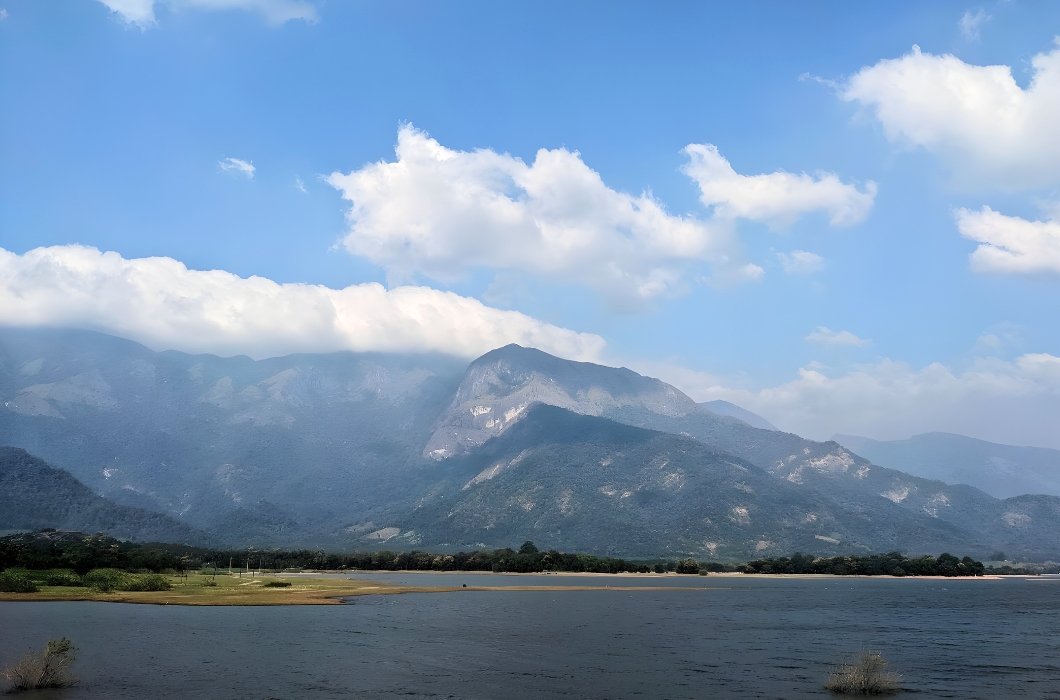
0 570 443 605
1 531 1037 583
737 552 990 577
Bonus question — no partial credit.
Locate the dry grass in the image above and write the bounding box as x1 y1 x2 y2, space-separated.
825 650 901 695
0 571 720 606
0 572 454 605
2 638 77 692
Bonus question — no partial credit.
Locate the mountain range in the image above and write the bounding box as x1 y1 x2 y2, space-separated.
833 433 1060 500
2 327 1059 560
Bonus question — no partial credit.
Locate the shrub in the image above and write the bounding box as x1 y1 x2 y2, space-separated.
675 558 700 574
825 650 900 695
82 568 129 592
2 638 77 691
263 580 292 588
82 569 171 592
0 571 38 593
27 569 82 587
122 574 171 591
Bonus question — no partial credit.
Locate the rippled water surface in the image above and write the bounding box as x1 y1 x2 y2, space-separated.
2 575 1059 699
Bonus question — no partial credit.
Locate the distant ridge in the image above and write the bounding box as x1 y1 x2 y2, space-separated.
699 400 778 431
833 432 1060 499
6 327 1060 559
0 446 209 545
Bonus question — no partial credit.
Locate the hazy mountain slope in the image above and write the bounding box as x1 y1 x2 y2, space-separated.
699 400 778 431
427 345 868 492
396 406 1060 559
833 433 1060 499
0 446 208 544
424 344 703 459
0 327 465 536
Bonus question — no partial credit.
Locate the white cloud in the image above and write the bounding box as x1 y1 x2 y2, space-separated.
295 177 307 193
327 125 871 306
97 0 317 28
956 206 1060 274
0 9 8 19
842 42 1060 189
681 144 877 229
959 9 991 41
328 125 732 306
805 326 870 346
638 354 1060 450
0 245 605 362
219 157 255 178
99 0 155 26
777 249 825 275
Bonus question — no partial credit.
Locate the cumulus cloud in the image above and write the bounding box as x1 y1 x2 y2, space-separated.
97 0 317 28
681 144 877 229
842 42 1060 189
0 245 605 362
959 9 991 41
955 206 1060 274
219 157 255 178
637 354 1060 450
327 126 872 306
805 327 870 346
777 249 825 275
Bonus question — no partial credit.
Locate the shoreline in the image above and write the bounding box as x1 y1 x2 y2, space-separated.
0 570 1024 606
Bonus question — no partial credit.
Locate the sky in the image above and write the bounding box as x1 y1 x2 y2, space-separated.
2 1 1060 448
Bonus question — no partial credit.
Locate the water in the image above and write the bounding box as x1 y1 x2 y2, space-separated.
2 575 1059 698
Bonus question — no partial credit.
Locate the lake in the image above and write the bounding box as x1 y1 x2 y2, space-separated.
2 574 1059 698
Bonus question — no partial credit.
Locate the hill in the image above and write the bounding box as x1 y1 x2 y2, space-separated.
5 327 1060 559
0 446 208 545
699 400 778 431
394 405 1060 560
833 433 1060 499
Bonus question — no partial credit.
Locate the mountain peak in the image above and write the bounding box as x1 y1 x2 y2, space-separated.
424 345 702 459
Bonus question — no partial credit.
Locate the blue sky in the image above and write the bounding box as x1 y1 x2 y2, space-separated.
2 1 1060 447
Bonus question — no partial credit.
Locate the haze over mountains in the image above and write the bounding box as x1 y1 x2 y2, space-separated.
833 433 1060 500
2 327 1059 560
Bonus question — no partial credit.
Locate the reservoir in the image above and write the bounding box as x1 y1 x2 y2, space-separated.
2 575 1058 698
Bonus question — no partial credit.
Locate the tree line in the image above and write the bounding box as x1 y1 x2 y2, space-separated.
0 531 1030 577
736 552 987 576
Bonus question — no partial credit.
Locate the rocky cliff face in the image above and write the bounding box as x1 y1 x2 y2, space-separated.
425 344 706 459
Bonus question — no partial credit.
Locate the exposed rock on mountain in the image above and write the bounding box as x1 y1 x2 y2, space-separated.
425 345 865 499
424 345 700 458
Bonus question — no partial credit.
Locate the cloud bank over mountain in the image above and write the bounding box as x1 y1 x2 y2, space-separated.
0 245 604 361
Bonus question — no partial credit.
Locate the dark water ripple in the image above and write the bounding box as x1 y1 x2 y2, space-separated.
1 576 1059 698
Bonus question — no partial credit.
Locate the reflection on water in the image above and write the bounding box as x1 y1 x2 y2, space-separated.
2 576 1059 699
